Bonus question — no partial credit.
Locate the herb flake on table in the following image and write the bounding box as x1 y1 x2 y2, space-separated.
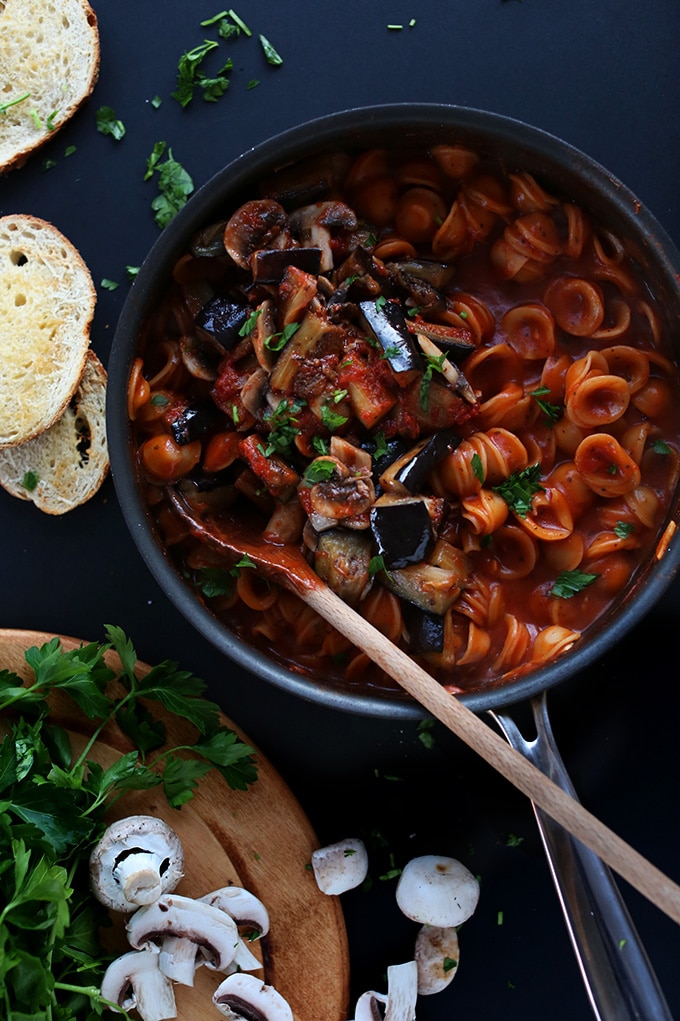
144 142 194 229
96 106 126 140
259 34 283 66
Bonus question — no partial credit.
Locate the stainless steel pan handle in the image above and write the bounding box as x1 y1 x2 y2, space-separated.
490 692 672 1021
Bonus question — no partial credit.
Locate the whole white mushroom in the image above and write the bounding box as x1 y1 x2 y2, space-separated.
395 855 479 927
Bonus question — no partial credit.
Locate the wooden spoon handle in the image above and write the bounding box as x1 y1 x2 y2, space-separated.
304 582 680 926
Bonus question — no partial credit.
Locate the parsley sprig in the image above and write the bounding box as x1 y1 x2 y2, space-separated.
550 570 599 599
0 627 257 1019
144 142 195 228
493 464 544 518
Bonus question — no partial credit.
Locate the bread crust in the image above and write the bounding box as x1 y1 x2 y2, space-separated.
0 0 100 174
0 213 96 447
0 350 109 514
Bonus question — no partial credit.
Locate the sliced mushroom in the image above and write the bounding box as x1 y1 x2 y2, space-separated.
201 886 270 940
289 201 358 272
416 333 477 403
157 886 269 987
100 949 177 1021
212 972 294 1020
89 816 184 913
223 200 289 270
311 838 369 895
127 894 240 977
414 923 460 995
353 961 418 1021
395 855 480 927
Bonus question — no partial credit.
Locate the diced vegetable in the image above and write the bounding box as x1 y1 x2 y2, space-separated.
358 298 421 377
315 529 373 606
379 429 461 495
196 295 251 348
370 496 435 568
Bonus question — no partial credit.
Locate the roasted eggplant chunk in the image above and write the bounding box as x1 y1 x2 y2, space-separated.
379 428 461 495
169 401 218 445
195 295 251 349
251 246 322 282
404 604 446 653
358 298 421 376
314 529 372 607
370 496 435 569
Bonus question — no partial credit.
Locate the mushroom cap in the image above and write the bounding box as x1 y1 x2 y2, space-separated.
200 885 270 938
414 923 460 995
89 815 184 913
311 838 368 895
212 972 294 1020
395 854 480 927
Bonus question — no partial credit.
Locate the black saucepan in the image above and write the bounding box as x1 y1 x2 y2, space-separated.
106 103 680 720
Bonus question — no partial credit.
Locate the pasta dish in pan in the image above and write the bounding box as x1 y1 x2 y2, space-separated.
127 143 680 697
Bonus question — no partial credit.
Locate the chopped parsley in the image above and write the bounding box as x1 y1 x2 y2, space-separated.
320 402 349 431
96 106 126 140
375 294 387 310
550 569 599 599
126 265 140 280
20 471 39 492
264 321 299 351
443 956 458 973
262 398 304 456
302 459 336 485
492 463 543 517
64 144 77 158
652 439 671 455
614 520 635 539
419 350 448 410
239 307 263 337
417 718 435 749
311 435 329 456
172 40 232 107
46 110 59 131
530 385 562 425
369 554 388 577
471 451 485 483
100 278 119 291
259 34 283 66
373 431 389 460
144 142 195 229
151 95 163 109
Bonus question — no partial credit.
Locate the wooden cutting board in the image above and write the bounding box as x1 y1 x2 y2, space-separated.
0 628 350 1021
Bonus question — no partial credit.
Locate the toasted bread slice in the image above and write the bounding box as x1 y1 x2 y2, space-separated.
0 349 109 513
0 214 96 447
0 0 99 173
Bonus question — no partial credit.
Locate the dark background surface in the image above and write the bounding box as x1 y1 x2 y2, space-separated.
1 1 679 1018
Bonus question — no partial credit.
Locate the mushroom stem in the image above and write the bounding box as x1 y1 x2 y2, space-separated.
113 850 167 906
100 950 177 1021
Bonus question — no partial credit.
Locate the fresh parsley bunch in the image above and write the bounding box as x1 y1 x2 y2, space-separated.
0 626 257 1019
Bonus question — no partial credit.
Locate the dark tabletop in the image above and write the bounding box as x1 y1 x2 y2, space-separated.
1 1 679 1018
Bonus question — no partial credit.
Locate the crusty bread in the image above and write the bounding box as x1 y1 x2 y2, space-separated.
0 349 109 513
0 0 100 173
0 214 96 447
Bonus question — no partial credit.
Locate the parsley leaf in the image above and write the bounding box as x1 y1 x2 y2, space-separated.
493 463 544 517
264 321 299 351
96 106 126 141
530 386 562 425
320 402 349 431
0 92 31 114
302 459 337 485
20 471 39 492
262 398 304 456
259 34 283 66
144 143 195 229
614 520 635 539
419 351 448 410
550 570 599 599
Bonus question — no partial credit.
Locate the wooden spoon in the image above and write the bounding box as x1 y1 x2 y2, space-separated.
168 489 680 926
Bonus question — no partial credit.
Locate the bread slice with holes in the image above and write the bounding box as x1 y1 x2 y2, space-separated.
0 0 100 173
0 214 96 447
0 349 109 513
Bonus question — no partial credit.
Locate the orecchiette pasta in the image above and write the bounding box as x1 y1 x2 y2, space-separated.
129 141 679 698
